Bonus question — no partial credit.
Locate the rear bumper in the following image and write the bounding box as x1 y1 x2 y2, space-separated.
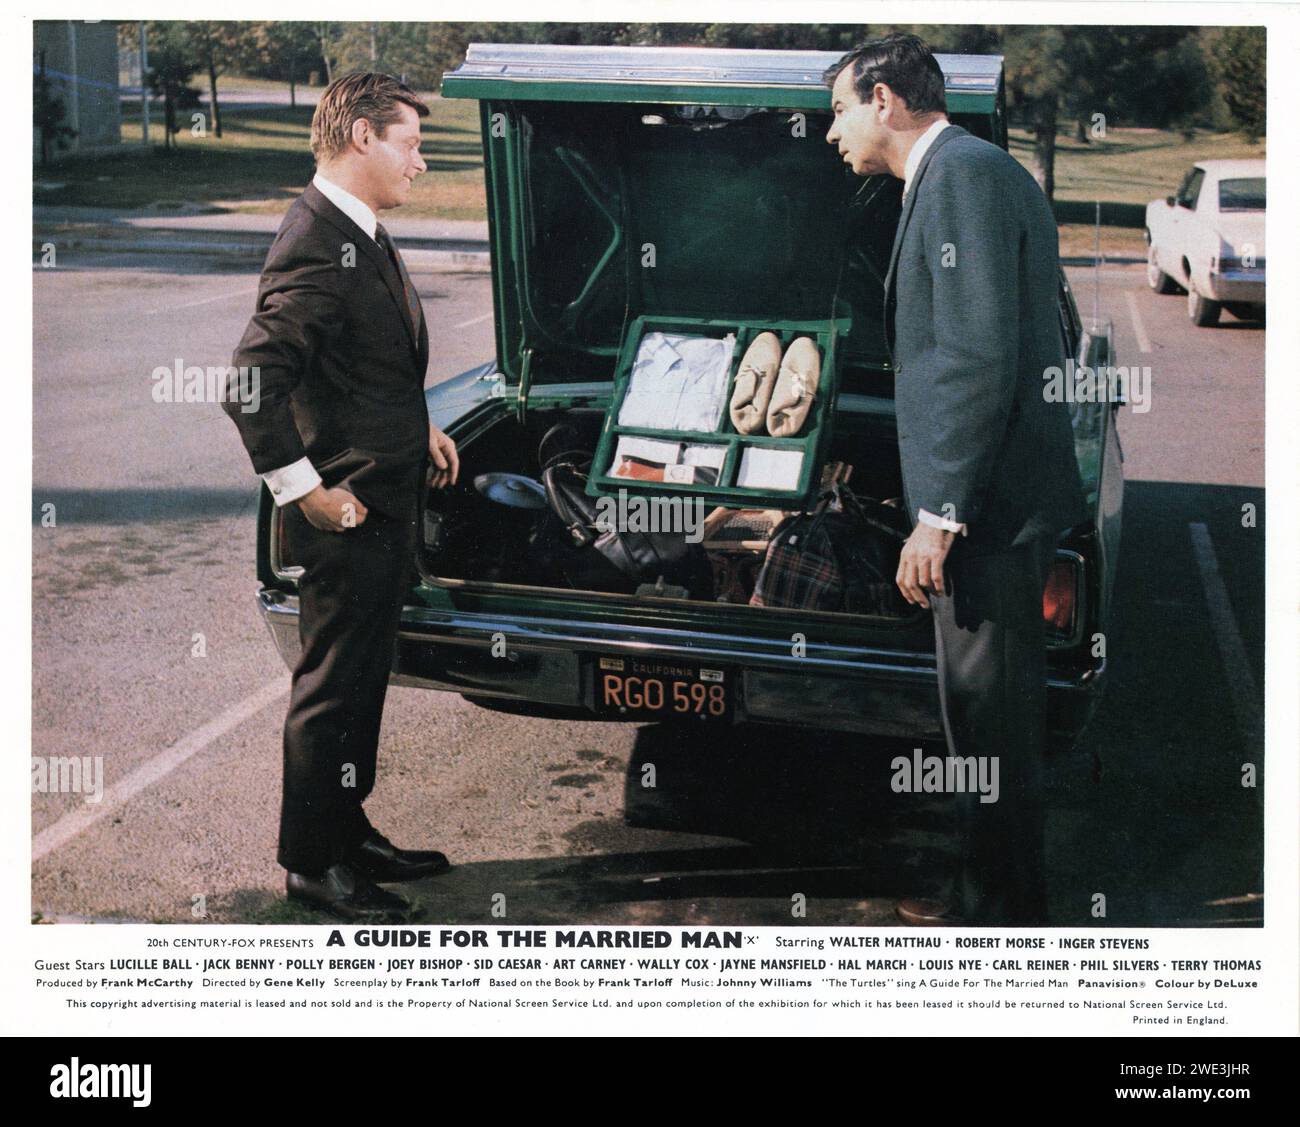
1207 272 1265 304
258 588 1104 745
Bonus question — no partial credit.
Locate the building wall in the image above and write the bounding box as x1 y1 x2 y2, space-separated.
34 20 121 161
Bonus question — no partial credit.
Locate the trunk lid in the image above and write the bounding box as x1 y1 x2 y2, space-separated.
441 43 1007 396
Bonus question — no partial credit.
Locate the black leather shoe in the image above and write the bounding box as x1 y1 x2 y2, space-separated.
348 831 451 883
286 863 423 921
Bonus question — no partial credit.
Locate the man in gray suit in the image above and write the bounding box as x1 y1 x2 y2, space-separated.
824 35 1089 924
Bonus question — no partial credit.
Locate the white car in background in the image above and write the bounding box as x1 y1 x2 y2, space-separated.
1144 159 1265 326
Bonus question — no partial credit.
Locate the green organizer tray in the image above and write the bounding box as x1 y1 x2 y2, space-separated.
586 314 849 510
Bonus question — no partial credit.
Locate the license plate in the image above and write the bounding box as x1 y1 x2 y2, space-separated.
590 656 730 720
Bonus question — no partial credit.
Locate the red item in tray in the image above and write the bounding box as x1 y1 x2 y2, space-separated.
611 457 719 485
611 456 668 481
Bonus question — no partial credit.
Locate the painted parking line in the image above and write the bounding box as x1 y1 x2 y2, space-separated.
32 678 290 862
147 285 257 315
1124 290 1153 353
453 311 493 329
1188 522 1263 754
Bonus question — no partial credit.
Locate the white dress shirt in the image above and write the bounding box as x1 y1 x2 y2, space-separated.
617 331 736 433
902 116 951 201
260 173 382 506
311 170 378 240
898 117 968 538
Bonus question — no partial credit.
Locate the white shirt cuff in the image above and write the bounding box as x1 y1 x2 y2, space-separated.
262 457 322 506
917 508 968 536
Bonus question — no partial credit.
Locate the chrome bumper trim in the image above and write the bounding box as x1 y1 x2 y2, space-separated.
257 588 1102 692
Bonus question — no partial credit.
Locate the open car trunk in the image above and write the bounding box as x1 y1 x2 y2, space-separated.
417 45 1056 631
422 49 983 624
418 395 923 625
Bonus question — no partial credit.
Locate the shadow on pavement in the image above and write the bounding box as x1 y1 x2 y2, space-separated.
142 479 1270 928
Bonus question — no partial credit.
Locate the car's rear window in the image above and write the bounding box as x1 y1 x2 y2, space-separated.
1219 177 1266 210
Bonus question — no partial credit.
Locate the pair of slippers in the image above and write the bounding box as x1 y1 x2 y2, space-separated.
729 333 821 437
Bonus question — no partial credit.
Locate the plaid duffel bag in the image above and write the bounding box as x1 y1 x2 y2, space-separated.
749 485 911 615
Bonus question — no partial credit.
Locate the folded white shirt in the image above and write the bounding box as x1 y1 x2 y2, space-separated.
618 332 735 433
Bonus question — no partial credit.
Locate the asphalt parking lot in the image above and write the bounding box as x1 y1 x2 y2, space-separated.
30 247 1265 927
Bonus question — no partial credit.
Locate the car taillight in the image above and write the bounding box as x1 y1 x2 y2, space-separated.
1042 557 1077 635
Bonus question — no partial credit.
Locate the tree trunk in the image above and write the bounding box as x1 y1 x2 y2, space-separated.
1033 97 1058 202
318 26 333 84
207 59 222 138
1076 117 1088 143
289 56 297 108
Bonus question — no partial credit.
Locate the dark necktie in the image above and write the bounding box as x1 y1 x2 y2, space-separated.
374 224 423 339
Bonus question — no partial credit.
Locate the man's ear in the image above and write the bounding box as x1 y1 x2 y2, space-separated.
875 83 905 126
866 82 888 125
348 117 371 154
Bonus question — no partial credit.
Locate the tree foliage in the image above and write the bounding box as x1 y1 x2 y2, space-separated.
110 21 1268 175
247 21 322 105
141 22 201 150
187 22 257 137
34 51 76 167
1205 26 1265 139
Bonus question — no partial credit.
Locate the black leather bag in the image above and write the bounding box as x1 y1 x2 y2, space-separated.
528 427 714 598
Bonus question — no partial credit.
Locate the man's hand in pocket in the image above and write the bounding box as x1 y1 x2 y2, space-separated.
298 485 368 532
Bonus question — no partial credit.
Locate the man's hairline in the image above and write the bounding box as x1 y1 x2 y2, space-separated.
315 103 423 163
831 75 949 129
354 102 425 138
826 56 946 117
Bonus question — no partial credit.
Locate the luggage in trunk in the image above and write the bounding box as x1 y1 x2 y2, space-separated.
419 403 916 621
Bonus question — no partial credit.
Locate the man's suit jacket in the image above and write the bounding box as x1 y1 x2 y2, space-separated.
226 182 430 521
883 124 1088 552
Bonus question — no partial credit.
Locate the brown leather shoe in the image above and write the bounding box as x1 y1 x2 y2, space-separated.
896 898 967 927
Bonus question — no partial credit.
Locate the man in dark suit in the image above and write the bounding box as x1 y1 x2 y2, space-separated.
824 36 1089 924
224 72 460 921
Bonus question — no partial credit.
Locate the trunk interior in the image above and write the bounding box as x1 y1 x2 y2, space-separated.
419 399 922 625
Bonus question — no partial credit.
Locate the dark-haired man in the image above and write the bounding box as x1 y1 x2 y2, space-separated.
824 35 1088 925
225 72 460 920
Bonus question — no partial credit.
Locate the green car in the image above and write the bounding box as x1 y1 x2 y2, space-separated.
254 43 1124 747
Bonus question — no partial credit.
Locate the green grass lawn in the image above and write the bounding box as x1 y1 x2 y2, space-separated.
34 94 486 220
1011 125 1265 206
214 74 327 94
35 92 1265 235
1019 125 1265 256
